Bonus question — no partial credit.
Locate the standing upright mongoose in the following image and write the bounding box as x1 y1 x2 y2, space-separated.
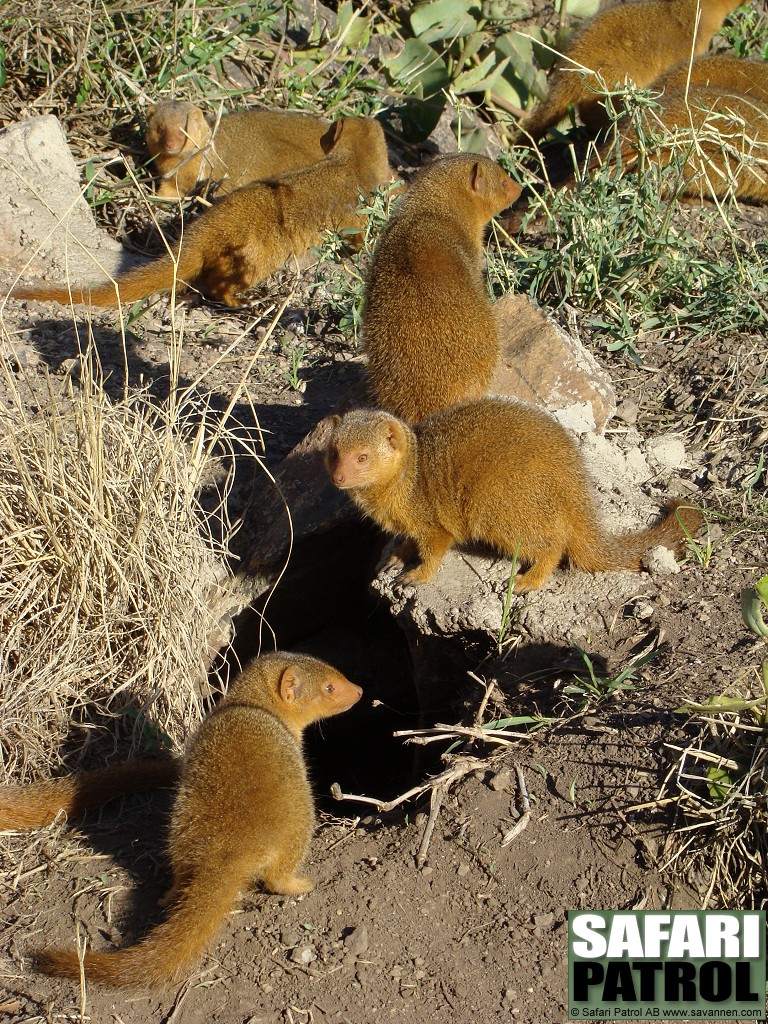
13 116 391 308
654 54 768 105
519 0 745 141
6 652 362 988
146 102 330 198
326 402 703 591
604 86 768 202
363 155 521 424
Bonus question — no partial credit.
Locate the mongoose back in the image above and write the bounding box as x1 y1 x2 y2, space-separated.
325 401 703 591
606 86 768 202
23 652 362 987
654 54 768 105
13 117 391 308
146 102 330 198
519 0 744 141
363 155 521 424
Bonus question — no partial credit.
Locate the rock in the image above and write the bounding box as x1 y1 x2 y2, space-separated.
642 545 682 575
343 925 370 956
646 434 690 474
290 944 317 965
0 115 136 284
492 293 616 434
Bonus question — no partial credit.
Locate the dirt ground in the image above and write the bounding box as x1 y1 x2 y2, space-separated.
1 24 768 1024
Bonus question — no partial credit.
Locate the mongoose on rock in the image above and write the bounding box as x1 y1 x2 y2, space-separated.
363 155 521 424
326 401 703 591
608 86 768 202
519 0 744 141
146 101 330 198
13 117 391 308
654 53 768 105
6 652 362 988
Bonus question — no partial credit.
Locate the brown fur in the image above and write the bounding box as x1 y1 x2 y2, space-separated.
0 760 181 831
520 0 743 141
146 102 330 198
608 86 768 202
326 402 703 591
13 117 391 308
655 54 768 105
24 653 362 988
363 155 520 424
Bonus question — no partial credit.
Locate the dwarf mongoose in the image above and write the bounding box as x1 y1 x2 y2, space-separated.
608 86 768 202
520 0 744 141
13 117 391 308
8 653 362 987
326 402 703 591
363 155 520 424
146 101 330 198
655 53 768 105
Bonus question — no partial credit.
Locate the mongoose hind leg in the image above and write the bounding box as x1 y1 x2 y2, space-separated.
261 865 314 896
400 527 454 584
513 544 564 593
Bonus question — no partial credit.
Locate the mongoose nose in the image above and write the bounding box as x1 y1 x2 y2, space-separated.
333 472 345 486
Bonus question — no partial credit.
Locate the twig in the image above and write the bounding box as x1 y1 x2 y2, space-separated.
394 723 530 746
501 766 532 847
330 756 483 813
416 784 446 868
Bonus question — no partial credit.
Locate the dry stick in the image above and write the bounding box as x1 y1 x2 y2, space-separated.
416 783 446 868
501 766 532 847
394 724 531 747
330 756 484 813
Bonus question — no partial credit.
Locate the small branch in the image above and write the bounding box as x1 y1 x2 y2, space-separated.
416 784 446 868
330 756 483 813
501 766 532 847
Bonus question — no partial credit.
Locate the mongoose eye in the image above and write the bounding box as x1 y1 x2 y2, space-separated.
357 453 368 464
325 683 336 694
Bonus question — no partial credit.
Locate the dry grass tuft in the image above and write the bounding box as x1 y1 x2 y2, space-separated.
0 341 239 783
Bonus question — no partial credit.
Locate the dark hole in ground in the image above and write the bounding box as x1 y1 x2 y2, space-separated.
232 520 427 804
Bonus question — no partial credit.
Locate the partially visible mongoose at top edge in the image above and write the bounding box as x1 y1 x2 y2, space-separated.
2 652 362 988
326 401 703 591
13 117 391 308
146 101 331 198
363 155 520 424
519 0 744 141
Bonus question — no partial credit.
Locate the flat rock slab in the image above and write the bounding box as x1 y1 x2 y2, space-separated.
492 292 615 434
0 115 135 286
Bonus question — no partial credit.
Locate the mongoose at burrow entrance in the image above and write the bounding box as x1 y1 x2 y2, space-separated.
0 652 362 988
146 101 330 198
654 53 768 104
326 401 703 591
363 155 521 424
603 86 768 202
13 117 391 308
519 0 745 142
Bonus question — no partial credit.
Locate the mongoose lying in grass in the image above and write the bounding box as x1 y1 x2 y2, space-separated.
13 117 390 308
363 155 520 423
654 54 768 105
2 652 362 988
606 86 768 202
146 101 329 198
326 401 703 591
519 0 744 141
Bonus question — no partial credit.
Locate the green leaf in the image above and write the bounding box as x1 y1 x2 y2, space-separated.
555 0 600 16
706 765 733 803
337 0 372 49
0 45 6 89
755 575 768 607
741 584 768 638
385 38 450 97
453 52 509 93
410 0 479 45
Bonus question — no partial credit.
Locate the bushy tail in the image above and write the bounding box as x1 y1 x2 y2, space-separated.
518 73 589 143
33 869 243 988
11 246 203 308
569 499 703 573
0 760 181 831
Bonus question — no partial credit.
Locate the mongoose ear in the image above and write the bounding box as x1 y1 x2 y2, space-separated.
470 161 486 194
385 420 405 450
320 120 344 154
279 666 304 704
330 414 342 428
146 104 157 119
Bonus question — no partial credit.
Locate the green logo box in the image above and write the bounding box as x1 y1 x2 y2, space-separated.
568 910 766 1020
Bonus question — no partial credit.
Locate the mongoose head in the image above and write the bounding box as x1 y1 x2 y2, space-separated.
319 117 391 189
146 101 210 157
272 653 363 728
326 410 412 491
408 154 521 218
